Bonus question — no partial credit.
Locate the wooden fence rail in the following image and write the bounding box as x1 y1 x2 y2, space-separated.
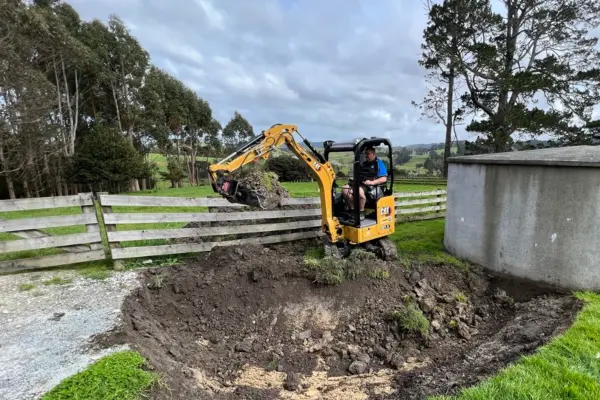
0 189 447 272
98 190 447 261
0 193 106 273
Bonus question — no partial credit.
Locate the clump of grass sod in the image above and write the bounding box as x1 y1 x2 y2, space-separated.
391 297 430 340
42 276 72 286
18 283 36 291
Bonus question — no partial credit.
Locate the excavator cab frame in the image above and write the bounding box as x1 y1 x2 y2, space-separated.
324 138 396 253
324 138 394 227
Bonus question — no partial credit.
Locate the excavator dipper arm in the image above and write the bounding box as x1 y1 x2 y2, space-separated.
208 124 343 243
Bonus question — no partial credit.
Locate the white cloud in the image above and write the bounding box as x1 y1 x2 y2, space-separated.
368 109 393 122
70 0 600 146
70 0 445 145
195 0 224 30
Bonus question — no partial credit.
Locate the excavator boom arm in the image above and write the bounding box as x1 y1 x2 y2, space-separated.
208 124 342 242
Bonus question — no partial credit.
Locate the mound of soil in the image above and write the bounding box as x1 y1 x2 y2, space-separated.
102 242 581 400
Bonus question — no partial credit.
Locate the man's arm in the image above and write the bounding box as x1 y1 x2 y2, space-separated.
364 176 387 185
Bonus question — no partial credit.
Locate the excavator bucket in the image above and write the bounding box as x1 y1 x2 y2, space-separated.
212 176 266 209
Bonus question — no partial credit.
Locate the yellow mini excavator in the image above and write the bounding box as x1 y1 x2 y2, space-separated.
208 124 398 261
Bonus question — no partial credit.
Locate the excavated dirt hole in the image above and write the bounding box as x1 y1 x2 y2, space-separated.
102 240 582 400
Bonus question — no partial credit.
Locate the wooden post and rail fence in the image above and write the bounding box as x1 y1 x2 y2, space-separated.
0 189 447 274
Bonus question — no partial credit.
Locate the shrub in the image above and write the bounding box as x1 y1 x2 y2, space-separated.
68 124 145 193
159 157 186 188
266 154 312 181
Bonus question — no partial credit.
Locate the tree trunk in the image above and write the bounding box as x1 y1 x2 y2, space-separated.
53 54 68 156
189 143 198 185
56 173 63 196
0 141 15 199
443 67 455 178
42 153 52 196
26 143 40 197
183 152 192 185
71 69 79 155
55 155 63 196
111 80 123 133
33 166 42 197
127 126 134 144
23 178 31 198
6 174 15 199
61 56 76 156
128 179 140 192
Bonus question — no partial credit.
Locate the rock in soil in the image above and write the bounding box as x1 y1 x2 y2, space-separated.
389 354 406 369
100 241 582 400
234 338 254 353
283 372 301 391
348 361 368 375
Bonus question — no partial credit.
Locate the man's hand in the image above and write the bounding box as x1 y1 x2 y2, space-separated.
363 180 373 185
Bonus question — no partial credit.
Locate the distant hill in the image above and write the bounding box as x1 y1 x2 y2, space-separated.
404 140 467 150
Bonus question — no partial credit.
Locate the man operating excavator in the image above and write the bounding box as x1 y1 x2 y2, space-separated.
341 146 388 220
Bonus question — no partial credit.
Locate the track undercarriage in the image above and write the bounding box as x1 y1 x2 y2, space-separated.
323 236 398 262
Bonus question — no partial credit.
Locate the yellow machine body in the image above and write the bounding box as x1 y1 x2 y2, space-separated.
342 195 396 244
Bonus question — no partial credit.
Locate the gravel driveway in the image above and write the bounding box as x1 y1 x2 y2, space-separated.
0 268 141 400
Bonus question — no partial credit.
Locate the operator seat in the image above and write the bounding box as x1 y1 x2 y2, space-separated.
364 183 386 210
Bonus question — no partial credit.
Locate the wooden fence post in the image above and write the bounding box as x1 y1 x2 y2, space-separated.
81 197 103 253
208 195 221 243
436 190 442 216
98 191 124 270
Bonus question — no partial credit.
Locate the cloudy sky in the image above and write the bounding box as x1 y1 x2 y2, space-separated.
69 0 600 146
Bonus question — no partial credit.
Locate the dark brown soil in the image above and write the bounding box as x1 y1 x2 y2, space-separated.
101 240 581 400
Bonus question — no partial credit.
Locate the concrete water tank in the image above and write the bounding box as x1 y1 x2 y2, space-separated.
444 145 600 291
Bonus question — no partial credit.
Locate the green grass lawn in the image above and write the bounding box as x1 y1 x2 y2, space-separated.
390 219 467 268
146 181 444 197
435 146 458 155
41 351 159 400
